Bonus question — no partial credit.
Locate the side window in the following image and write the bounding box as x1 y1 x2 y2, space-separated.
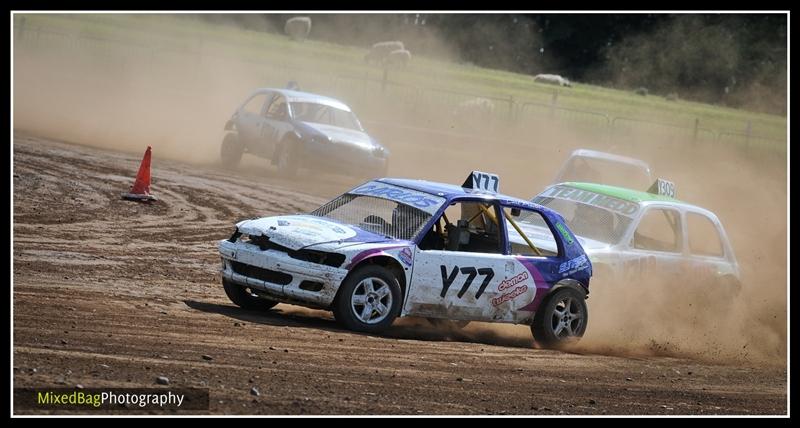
687 213 724 257
419 201 503 254
242 94 267 115
504 207 559 257
633 208 681 252
265 96 288 119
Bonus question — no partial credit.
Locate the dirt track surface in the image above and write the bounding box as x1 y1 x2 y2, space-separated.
12 134 787 415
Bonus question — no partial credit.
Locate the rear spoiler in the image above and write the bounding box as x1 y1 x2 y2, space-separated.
647 178 676 198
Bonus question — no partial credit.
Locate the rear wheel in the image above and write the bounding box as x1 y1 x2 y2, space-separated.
333 265 402 333
220 132 243 168
222 279 279 311
531 287 588 348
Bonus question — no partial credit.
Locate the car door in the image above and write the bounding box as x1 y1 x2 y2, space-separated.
628 205 685 285
404 198 519 322
684 209 736 283
257 94 290 157
501 204 566 319
236 92 271 149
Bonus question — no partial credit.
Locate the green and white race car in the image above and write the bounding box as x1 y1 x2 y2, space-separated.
531 180 741 294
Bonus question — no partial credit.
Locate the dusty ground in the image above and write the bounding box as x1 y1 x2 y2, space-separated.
12 134 787 415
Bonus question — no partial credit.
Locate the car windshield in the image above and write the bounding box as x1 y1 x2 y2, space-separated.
310 195 431 241
291 102 364 131
532 196 633 244
555 156 651 190
310 181 447 241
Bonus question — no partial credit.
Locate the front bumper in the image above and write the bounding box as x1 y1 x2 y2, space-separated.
304 142 388 173
218 240 348 308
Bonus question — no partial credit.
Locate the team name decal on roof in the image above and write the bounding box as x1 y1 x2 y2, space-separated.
540 185 639 216
463 171 499 193
350 182 445 214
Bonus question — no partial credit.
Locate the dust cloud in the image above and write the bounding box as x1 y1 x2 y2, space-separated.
12 14 786 366
581 143 786 365
14 28 259 164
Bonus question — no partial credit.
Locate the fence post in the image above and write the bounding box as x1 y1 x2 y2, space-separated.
692 118 699 145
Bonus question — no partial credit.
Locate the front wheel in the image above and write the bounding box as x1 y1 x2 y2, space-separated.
275 140 300 178
222 279 279 311
220 132 244 168
333 265 402 333
531 287 588 348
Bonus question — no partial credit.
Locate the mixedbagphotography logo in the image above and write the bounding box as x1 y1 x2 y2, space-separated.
14 388 209 411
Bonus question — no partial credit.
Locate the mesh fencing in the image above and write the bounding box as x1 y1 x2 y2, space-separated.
312 194 431 241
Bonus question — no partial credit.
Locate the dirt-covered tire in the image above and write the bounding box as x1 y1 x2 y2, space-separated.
220 132 244 168
333 265 402 334
531 286 588 348
222 279 279 311
275 138 301 178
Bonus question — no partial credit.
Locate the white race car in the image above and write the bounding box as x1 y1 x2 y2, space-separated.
218 172 593 347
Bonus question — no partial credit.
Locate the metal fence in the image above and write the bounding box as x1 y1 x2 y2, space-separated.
13 22 787 157
611 117 718 145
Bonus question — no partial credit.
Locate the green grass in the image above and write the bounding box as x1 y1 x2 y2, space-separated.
15 13 787 148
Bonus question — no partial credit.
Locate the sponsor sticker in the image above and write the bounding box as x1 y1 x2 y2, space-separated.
555 222 574 245
491 284 528 307
497 271 529 292
491 271 531 306
398 247 413 266
558 254 589 275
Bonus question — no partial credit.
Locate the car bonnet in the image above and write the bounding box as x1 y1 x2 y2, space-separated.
297 122 375 149
236 214 400 251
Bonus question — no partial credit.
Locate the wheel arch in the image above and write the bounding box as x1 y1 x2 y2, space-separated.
546 278 588 300
272 132 303 165
337 255 408 305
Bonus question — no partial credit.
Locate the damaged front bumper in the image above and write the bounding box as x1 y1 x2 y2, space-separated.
218 240 348 308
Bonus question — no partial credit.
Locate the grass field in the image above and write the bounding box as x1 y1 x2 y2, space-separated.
14 13 787 150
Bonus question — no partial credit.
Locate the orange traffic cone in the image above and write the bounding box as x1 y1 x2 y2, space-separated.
121 146 157 202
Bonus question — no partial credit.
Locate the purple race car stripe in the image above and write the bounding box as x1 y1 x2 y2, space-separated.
515 257 552 312
347 246 409 270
